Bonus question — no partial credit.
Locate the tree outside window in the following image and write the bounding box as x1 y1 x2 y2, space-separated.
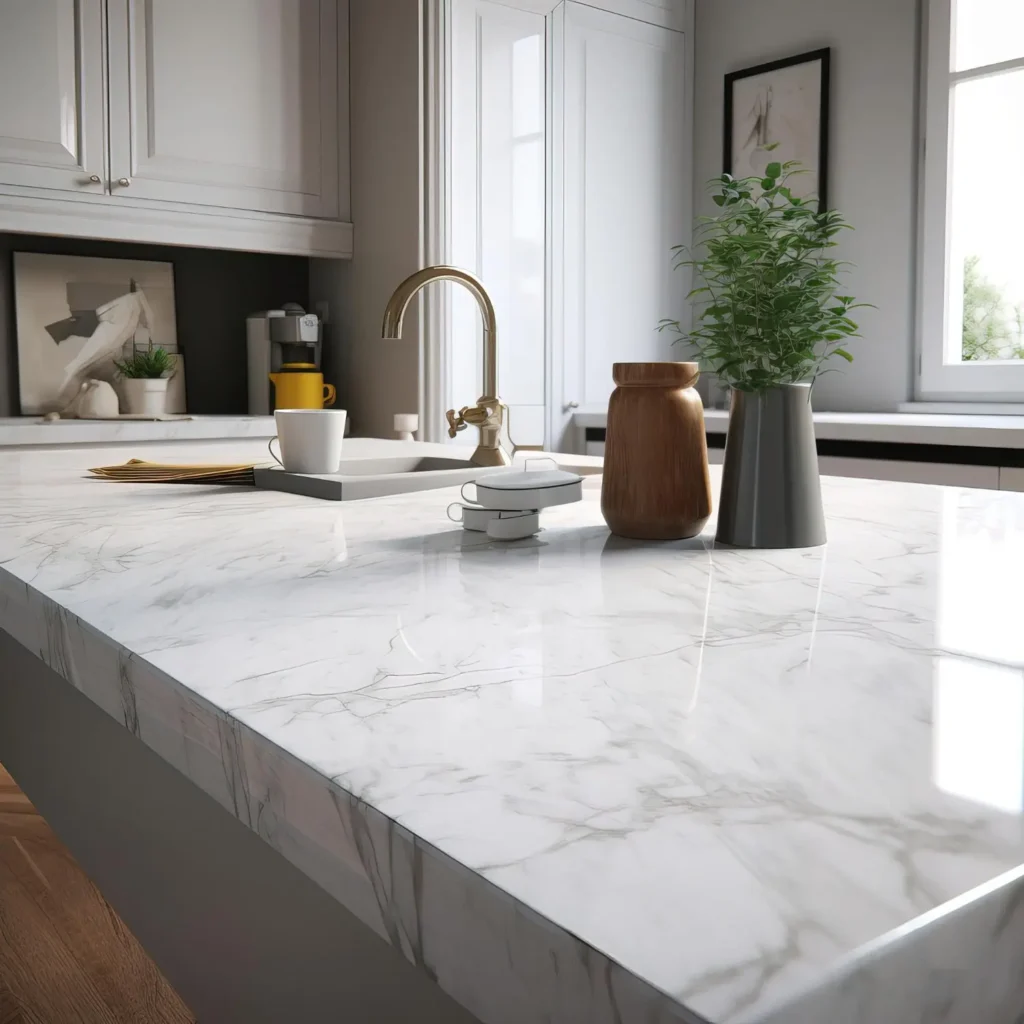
961 255 1024 362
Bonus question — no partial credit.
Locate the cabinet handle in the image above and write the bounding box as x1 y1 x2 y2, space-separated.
87 174 101 184
117 177 131 188
565 400 580 411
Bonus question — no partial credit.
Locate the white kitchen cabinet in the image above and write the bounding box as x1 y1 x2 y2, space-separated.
106 0 344 218
555 2 688 443
0 0 352 257
0 0 106 195
450 0 548 446
497 0 688 29
442 0 691 449
576 0 688 30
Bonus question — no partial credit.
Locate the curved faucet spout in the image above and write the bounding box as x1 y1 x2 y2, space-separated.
381 265 510 466
381 265 498 400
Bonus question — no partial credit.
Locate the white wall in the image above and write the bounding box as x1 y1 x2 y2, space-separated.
693 0 920 411
311 0 423 440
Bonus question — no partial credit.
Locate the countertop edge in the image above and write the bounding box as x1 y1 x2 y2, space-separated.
745 863 1024 1024
0 415 277 448
0 471 700 1024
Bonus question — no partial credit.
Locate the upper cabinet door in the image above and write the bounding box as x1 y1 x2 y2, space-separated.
560 2 688 414
0 0 106 194
106 0 346 218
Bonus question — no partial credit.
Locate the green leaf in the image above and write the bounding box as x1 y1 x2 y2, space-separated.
834 348 854 362
663 156 863 389
765 161 782 178
113 346 176 379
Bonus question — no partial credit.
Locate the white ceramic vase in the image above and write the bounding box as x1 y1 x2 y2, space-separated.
72 379 120 418
121 377 170 417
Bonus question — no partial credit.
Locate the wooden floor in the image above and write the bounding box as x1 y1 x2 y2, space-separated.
0 763 195 1024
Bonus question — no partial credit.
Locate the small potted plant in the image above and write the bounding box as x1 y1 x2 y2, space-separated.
660 157 868 548
114 343 177 417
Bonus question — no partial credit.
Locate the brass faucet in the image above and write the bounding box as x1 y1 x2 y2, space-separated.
381 266 512 467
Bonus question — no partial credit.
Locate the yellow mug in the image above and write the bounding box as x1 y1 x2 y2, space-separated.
268 364 336 410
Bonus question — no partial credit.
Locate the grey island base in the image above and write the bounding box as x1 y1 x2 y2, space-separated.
1 438 1024 1024
0 631 482 1024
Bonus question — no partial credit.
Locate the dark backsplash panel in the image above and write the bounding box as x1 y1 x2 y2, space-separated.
0 233 309 416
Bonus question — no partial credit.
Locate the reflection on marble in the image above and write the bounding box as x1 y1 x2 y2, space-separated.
933 657 1024 814
1 439 1024 1024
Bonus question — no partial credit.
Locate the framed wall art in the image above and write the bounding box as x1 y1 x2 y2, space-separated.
724 48 831 209
13 252 184 415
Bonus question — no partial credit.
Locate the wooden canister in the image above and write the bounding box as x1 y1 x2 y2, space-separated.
600 362 712 540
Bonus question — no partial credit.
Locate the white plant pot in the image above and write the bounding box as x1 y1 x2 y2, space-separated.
120 377 170 417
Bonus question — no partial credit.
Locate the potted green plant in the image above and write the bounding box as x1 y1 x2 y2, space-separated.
113 344 177 417
660 159 867 548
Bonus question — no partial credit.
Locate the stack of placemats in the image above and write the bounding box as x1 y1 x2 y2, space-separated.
88 459 257 486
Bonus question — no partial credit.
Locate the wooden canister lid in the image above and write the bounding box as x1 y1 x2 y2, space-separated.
612 362 699 388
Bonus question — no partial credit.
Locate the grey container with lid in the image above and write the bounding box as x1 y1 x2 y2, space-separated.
464 469 583 511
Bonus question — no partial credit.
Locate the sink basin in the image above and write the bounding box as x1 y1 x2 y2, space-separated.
253 455 507 501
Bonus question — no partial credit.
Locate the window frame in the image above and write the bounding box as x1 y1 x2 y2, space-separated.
919 0 1024 399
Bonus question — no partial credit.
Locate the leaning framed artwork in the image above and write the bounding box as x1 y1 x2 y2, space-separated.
724 48 831 209
13 252 184 415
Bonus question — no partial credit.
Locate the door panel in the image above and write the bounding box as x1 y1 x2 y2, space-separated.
561 3 687 413
107 0 340 216
0 0 106 194
451 0 547 447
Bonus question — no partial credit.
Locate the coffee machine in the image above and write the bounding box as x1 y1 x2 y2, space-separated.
246 304 323 414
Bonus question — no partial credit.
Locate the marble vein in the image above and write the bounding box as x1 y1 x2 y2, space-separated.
0 439 1023 1024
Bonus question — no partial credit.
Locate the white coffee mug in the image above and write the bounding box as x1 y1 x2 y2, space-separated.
269 409 347 475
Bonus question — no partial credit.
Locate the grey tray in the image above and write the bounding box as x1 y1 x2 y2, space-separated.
253 455 506 501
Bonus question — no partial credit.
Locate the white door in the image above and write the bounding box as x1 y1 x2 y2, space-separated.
450 0 548 448
106 0 343 217
555 2 689 447
0 0 106 195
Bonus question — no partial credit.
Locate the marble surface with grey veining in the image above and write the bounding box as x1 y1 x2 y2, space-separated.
1 438 1024 1024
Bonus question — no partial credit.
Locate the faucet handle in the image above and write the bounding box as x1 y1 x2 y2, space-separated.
445 407 467 438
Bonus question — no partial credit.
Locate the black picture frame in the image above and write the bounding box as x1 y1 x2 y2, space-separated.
723 47 831 210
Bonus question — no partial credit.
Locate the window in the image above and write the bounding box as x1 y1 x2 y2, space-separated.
920 0 1024 398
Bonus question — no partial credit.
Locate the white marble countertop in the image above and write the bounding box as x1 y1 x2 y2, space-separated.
0 414 276 448
574 408 1024 449
1 438 1024 1024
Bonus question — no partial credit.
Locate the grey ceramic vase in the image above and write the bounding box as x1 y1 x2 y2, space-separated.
716 383 826 548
